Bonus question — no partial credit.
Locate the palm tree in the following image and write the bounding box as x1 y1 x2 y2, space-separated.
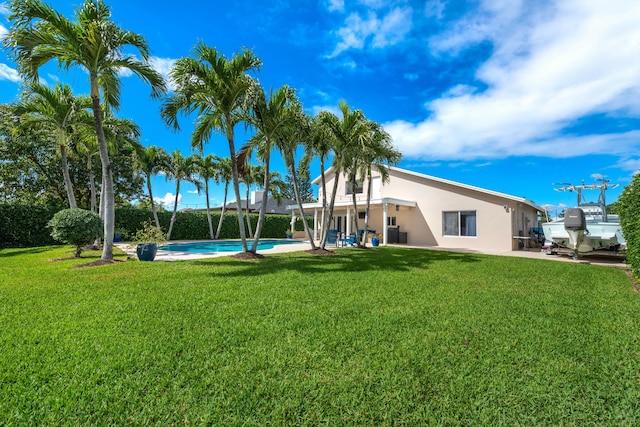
134 145 170 228
301 113 335 247
239 162 263 239
357 121 402 247
161 41 261 253
275 103 318 250
164 150 200 240
242 84 297 252
15 82 93 209
197 154 219 239
319 101 370 248
5 0 167 260
213 157 233 239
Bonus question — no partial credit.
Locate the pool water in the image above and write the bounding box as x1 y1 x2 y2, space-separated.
159 239 304 253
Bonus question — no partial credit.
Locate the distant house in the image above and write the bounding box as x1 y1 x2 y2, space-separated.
226 191 297 215
288 166 543 253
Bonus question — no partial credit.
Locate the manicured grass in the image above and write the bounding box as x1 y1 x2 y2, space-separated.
0 246 638 425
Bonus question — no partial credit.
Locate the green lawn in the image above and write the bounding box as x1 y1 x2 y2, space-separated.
1 246 638 425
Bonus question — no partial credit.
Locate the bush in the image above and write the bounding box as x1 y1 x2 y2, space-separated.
48 209 103 257
618 175 640 276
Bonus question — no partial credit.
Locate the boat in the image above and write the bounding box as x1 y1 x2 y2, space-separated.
541 180 626 257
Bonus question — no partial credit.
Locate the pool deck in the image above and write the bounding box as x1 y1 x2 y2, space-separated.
116 240 627 269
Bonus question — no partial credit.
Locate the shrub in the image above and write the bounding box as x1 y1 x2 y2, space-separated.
48 209 103 257
618 175 640 276
0 204 60 248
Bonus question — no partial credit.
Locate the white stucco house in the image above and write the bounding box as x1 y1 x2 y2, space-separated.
288 166 543 253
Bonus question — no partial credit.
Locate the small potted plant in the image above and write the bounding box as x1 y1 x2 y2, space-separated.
113 228 124 242
133 221 167 261
370 233 381 247
285 230 293 239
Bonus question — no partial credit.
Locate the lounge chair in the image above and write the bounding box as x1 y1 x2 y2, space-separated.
341 233 357 247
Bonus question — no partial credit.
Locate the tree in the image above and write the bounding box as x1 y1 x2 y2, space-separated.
164 150 200 240
48 208 103 257
196 154 219 239
162 41 261 253
213 157 232 239
15 82 93 209
6 0 167 260
241 83 298 252
618 175 640 276
319 101 369 248
283 167 315 202
357 121 401 246
134 145 170 228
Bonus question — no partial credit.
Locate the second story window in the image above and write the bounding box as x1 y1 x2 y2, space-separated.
346 181 364 195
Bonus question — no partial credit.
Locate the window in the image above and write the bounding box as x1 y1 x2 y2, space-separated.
358 212 366 219
443 211 476 236
387 216 397 226
346 181 364 195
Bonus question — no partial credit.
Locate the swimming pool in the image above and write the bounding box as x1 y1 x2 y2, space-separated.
159 239 305 253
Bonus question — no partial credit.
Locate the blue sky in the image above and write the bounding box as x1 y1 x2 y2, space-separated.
1 0 639 214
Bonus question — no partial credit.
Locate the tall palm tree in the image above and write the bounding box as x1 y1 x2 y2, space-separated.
275 103 318 250
302 113 335 247
242 84 297 252
213 157 232 239
134 145 170 228
319 101 370 248
197 154 219 239
239 162 263 239
161 41 261 253
357 121 402 246
5 0 167 260
164 150 200 240
15 82 93 209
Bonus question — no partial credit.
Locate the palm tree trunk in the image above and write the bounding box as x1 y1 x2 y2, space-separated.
87 154 96 213
318 157 328 246
59 134 77 209
90 78 114 261
323 170 341 249
251 153 271 252
147 176 161 228
227 121 248 252
289 153 317 250
245 186 254 239
215 182 229 239
205 179 214 239
349 173 361 246
167 180 180 240
362 168 373 247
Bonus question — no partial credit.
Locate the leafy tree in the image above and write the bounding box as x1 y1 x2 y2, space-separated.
48 208 103 257
242 84 297 252
196 154 219 239
134 145 170 228
617 175 640 276
14 82 93 209
6 0 167 260
162 41 261 253
213 157 233 239
164 150 200 240
283 168 315 203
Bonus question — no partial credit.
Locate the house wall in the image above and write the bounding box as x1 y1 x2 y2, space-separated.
318 169 539 252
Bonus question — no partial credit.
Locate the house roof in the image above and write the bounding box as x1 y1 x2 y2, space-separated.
226 196 297 214
311 165 543 212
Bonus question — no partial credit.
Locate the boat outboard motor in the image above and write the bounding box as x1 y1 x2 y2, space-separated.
564 208 587 252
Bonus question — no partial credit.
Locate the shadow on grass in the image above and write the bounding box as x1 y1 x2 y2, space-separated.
0 246 57 258
189 246 482 277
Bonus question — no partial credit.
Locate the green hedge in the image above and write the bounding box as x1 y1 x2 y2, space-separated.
618 176 640 276
1 204 312 248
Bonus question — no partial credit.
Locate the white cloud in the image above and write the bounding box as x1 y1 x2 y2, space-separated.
326 0 344 12
158 192 181 209
149 56 176 91
310 104 342 116
0 23 8 39
0 63 20 83
187 189 199 194
329 7 412 57
386 0 640 161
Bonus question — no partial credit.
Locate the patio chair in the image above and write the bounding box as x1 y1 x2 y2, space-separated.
342 233 357 247
327 229 339 247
